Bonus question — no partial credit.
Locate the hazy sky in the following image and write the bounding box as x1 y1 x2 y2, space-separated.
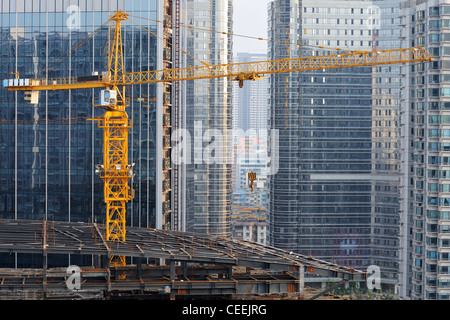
233 0 271 55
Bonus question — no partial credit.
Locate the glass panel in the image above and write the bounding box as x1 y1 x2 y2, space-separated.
2 0 10 13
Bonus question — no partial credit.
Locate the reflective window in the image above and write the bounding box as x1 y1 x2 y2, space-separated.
0 0 159 228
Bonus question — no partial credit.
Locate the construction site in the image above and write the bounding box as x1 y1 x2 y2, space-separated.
0 218 366 300
0 0 437 301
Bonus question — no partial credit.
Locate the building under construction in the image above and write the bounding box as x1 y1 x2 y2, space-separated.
0 219 366 300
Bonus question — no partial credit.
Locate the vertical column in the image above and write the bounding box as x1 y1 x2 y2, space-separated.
101 111 133 243
162 0 173 231
169 259 176 300
181 261 188 279
43 252 47 299
14 10 18 220
172 0 181 232
42 219 48 299
298 265 305 298
97 110 134 267
136 257 143 279
155 0 164 230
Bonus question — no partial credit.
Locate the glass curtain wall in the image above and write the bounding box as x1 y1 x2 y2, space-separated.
0 0 160 267
267 0 302 252
299 1 373 267
184 0 233 236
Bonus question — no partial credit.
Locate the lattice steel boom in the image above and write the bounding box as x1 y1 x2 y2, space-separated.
5 47 433 92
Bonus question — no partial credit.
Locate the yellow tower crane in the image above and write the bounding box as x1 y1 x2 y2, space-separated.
3 10 434 266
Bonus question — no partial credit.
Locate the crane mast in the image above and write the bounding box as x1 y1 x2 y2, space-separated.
93 11 132 266
3 11 434 268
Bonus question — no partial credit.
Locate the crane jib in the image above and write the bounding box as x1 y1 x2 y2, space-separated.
4 47 433 91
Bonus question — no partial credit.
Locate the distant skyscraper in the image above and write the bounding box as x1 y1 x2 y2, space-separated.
231 52 268 205
399 0 450 300
232 52 268 133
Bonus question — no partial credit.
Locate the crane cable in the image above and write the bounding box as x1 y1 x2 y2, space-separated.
127 18 210 68
36 20 110 79
127 13 372 55
33 16 208 82
33 11 373 81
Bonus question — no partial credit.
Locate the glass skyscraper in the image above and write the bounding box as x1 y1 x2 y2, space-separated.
0 0 166 267
179 0 233 235
232 52 268 133
268 0 401 292
267 0 302 251
369 0 402 295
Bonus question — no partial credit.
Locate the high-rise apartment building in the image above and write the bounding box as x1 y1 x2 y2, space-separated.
398 0 416 299
268 0 401 292
0 0 170 267
179 0 233 235
399 0 450 300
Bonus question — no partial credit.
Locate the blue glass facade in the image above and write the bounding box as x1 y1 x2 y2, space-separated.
267 0 302 252
183 0 233 235
299 66 373 267
0 0 161 267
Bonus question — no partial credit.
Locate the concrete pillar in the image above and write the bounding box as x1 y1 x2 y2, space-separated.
299 265 305 297
105 254 111 293
136 257 142 279
181 261 188 279
227 265 233 279
169 260 176 281
42 252 47 299
169 260 176 300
